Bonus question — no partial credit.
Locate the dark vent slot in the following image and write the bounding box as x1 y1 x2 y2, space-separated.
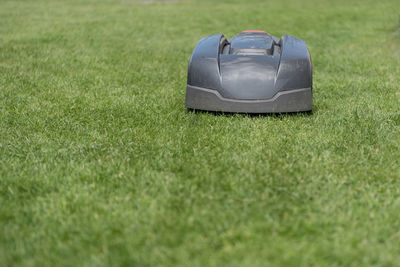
221 43 230 55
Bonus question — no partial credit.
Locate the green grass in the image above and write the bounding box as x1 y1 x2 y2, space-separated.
0 0 400 266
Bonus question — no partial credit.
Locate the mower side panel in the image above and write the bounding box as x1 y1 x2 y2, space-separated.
275 35 312 91
187 34 224 91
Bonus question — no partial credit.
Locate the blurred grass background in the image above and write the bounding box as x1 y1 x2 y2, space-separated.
0 0 399 266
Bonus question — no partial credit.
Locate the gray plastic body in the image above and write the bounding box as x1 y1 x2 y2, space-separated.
185 31 312 113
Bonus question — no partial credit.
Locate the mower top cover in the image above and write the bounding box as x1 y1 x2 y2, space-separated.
185 30 312 113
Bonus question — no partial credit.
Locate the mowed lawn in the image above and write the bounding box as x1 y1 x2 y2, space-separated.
0 0 400 266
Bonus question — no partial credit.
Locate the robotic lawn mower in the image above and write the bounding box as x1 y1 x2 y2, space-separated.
185 30 312 113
